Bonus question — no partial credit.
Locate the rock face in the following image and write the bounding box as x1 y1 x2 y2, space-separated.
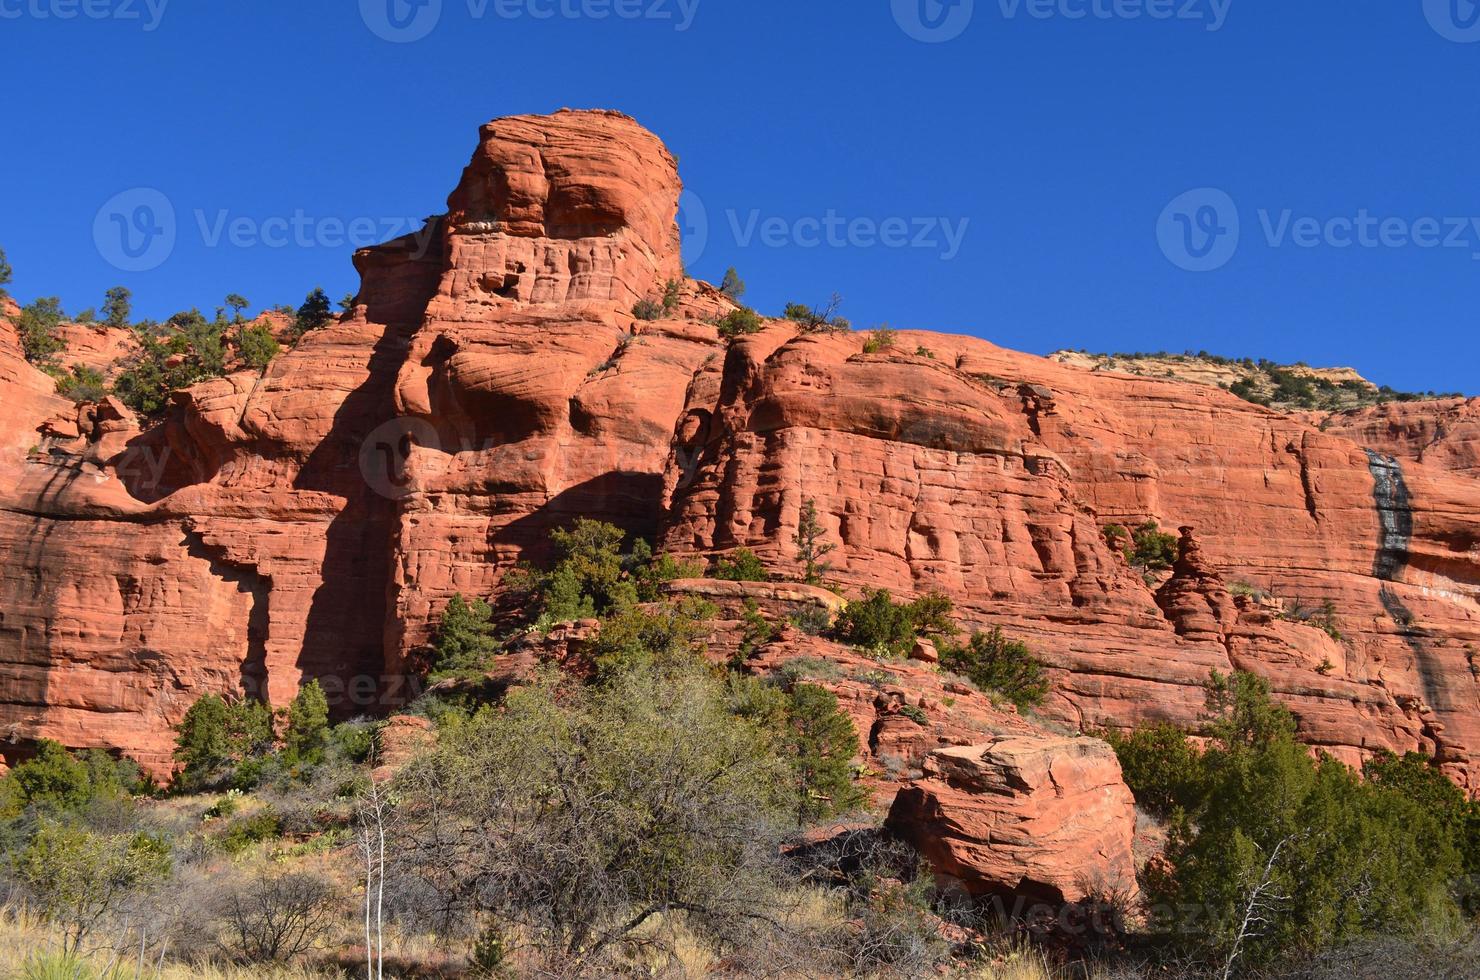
0 108 1477 809
886 737 1139 904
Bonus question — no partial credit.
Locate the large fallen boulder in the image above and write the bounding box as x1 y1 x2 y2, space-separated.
886 735 1138 906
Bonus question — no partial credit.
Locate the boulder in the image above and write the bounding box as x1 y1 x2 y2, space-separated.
886 736 1138 905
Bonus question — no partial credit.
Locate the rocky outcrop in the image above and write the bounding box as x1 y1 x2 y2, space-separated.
0 109 1476 803
886 736 1139 904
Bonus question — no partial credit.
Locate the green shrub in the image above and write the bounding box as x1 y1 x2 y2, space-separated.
239 322 281 369
736 598 779 664
1106 520 1180 571
783 294 851 333
781 683 868 825
50 364 105 403
938 628 1049 709
18 297 65 366
1141 671 1471 971
394 663 796 959
0 246 11 298
284 680 330 766
716 306 764 339
428 594 500 678
113 310 230 415
835 589 957 658
898 703 928 726
713 547 769 582
172 694 275 793
1101 722 1206 817
585 597 715 681
102 286 131 329
719 266 746 300
292 287 333 338
220 806 283 853
862 325 897 354
787 604 832 635
631 297 663 321
509 518 698 625
14 822 171 954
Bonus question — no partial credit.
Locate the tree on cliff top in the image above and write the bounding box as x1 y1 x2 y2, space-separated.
292 287 333 338
102 286 132 329
0 246 11 298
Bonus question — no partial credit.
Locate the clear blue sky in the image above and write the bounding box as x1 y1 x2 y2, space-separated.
2 0 1477 394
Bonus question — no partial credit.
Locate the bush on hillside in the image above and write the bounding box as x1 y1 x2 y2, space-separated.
713 547 769 582
835 588 957 658
938 628 1049 709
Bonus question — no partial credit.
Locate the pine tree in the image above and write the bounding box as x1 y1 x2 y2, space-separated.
793 498 835 585
102 286 132 329
285 680 330 765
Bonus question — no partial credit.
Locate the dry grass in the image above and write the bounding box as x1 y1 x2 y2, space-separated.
0 904 347 980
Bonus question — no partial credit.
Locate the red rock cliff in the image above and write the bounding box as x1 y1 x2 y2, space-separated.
0 110 1476 795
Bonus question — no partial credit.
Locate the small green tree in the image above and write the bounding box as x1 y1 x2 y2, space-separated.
1100 722 1206 818
4 739 91 813
713 547 769 582
719 267 746 300
52 365 106 404
939 628 1050 709
293 287 333 337
225 293 250 322
0 246 11 298
15 822 171 954
18 296 65 365
429 594 500 678
794 498 835 585
284 680 330 766
715 306 763 340
339 292 357 313
102 286 132 328
172 694 274 792
239 323 281 370
784 683 867 826
862 325 897 354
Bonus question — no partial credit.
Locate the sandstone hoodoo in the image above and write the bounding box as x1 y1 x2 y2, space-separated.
2 109 1478 916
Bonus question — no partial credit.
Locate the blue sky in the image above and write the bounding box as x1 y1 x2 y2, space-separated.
2 0 1477 394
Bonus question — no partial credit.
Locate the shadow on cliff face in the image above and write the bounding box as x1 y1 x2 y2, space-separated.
491 472 669 569
294 233 443 717
1365 450 1451 716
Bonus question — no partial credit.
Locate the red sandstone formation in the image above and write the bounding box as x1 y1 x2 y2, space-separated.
886 736 1139 905
0 109 1477 823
